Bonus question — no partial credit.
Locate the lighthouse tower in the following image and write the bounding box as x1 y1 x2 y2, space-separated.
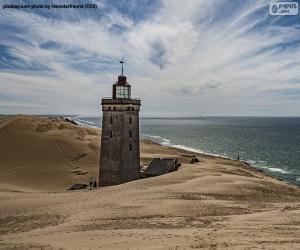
99 61 141 186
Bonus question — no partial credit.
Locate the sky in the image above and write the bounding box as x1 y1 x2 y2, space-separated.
0 0 300 116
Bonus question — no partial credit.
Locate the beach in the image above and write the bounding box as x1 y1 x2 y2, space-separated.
0 115 300 249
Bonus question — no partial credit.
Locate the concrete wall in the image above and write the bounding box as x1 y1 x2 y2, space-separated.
99 103 140 186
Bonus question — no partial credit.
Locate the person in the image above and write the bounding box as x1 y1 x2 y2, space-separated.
93 179 97 189
237 155 240 161
89 177 94 190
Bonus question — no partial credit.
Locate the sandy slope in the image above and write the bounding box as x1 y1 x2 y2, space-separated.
0 115 99 192
0 115 299 249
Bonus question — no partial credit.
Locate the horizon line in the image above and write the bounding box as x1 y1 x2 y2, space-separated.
1 114 300 118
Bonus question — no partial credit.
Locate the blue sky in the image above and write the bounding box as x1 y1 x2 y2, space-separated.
0 0 300 116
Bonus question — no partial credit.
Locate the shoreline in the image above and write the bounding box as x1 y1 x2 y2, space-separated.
66 116 300 189
0 114 298 192
142 138 300 190
137 135 300 187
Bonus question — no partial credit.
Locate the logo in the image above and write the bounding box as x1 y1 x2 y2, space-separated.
271 4 279 13
269 2 298 15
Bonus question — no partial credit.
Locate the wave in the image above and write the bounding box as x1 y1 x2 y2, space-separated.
65 116 99 129
246 160 257 165
171 144 203 154
142 133 229 159
263 167 289 174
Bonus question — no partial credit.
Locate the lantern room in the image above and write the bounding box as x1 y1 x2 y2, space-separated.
113 75 131 99
112 60 131 99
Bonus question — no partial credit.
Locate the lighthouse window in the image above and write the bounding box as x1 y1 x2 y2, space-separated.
127 106 130 111
129 130 132 137
110 130 113 138
131 107 135 111
129 117 132 124
129 144 132 151
116 86 130 99
110 116 113 124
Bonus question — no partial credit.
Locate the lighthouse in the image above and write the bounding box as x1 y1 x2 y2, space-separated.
99 61 141 186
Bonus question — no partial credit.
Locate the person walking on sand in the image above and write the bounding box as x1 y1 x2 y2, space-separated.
89 177 94 190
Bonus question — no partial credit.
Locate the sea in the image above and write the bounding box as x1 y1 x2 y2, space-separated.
69 116 300 187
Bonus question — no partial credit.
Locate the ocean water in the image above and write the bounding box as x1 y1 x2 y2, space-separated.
69 116 300 186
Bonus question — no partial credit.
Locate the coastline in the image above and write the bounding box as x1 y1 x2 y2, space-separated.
138 132 300 187
142 138 300 189
68 115 300 189
0 114 298 189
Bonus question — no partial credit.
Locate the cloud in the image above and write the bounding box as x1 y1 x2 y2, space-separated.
0 0 300 116
174 82 223 97
149 39 168 69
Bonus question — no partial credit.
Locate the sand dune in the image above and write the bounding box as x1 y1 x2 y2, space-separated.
0 115 100 192
0 115 299 249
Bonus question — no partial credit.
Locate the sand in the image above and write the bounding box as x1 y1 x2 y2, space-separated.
0 115 299 249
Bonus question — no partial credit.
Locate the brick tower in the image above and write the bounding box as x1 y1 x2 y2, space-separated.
99 61 141 186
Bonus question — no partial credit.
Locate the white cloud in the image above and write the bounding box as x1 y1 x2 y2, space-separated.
0 0 300 116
